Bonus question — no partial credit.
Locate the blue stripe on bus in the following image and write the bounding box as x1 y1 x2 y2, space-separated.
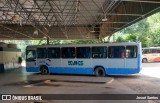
49 67 140 75
48 67 94 75
138 54 141 70
105 68 140 75
26 67 140 75
26 67 40 72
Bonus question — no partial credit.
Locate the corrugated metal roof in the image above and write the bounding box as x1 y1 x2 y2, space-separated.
0 0 160 40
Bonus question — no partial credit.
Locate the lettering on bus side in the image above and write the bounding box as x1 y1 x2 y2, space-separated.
68 61 84 66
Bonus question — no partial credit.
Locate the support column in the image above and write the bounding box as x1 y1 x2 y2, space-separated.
47 37 49 44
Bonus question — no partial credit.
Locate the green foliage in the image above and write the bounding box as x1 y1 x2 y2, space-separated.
70 40 96 44
31 40 96 45
32 40 47 45
49 40 61 44
137 34 150 47
32 40 62 45
116 36 127 42
116 34 137 42
150 30 160 47
126 34 137 42
115 11 160 48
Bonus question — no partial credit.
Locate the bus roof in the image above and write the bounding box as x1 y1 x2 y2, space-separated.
27 42 141 49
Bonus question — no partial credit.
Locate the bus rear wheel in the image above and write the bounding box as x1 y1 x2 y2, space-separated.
142 58 147 63
40 66 49 75
94 67 105 77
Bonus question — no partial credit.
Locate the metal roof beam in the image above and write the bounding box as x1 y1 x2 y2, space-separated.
122 0 160 3
0 24 34 39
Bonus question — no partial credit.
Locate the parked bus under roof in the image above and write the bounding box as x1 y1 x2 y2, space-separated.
26 42 142 76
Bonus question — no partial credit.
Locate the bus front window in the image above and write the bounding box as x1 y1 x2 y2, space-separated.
26 50 36 61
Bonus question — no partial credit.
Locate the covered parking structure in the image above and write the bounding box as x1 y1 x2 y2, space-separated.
0 0 160 40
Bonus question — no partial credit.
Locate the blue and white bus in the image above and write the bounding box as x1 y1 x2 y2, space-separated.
26 42 142 76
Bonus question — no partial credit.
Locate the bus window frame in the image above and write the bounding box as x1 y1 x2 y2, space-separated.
37 48 47 59
61 47 76 59
92 46 107 59
26 50 36 62
126 45 138 59
108 46 125 59
76 47 91 59
47 47 60 59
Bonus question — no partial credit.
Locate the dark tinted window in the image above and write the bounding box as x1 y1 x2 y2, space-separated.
61 47 75 58
37 48 47 58
143 49 152 54
143 49 160 54
108 46 125 58
126 46 137 58
152 49 160 53
76 47 90 58
157 49 160 53
48 48 60 58
26 50 36 61
92 47 107 58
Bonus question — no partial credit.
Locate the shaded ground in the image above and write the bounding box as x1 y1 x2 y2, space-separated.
113 63 160 103
0 63 160 103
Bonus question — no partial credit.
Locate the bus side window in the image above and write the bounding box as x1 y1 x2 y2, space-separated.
143 49 148 54
76 47 90 58
92 47 107 58
126 46 137 58
108 46 125 58
152 49 157 53
85 48 90 58
61 47 75 58
148 49 152 53
37 48 47 59
48 48 60 58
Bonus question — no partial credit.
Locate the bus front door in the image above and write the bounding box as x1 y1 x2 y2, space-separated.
26 49 37 72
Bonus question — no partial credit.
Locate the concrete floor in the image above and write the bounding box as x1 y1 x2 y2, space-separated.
141 63 160 78
0 63 160 103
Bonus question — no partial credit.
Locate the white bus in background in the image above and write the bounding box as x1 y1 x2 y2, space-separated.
142 47 160 63
26 42 142 76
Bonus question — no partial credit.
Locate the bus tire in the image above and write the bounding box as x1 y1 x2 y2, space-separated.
142 58 147 63
40 66 49 75
94 67 105 77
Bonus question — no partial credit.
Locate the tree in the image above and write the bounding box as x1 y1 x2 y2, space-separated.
150 30 160 47
116 36 127 42
126 34 137 42
70 40 96 44
115 12 160 47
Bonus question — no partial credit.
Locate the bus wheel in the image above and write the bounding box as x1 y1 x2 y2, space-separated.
41 66 49 75
142 58 147 63
94 67 105 77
